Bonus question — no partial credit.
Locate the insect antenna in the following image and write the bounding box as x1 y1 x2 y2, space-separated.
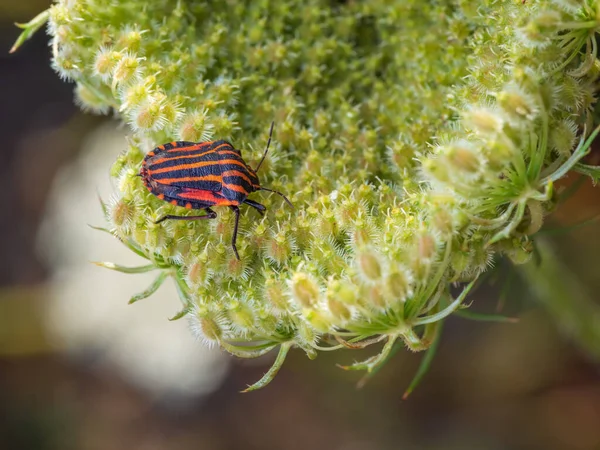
254 121 275 173
259 187 294 208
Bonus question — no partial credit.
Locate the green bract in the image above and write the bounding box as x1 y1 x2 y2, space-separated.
17 0 600 390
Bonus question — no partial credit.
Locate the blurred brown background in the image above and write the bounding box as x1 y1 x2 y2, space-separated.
1 2 600 450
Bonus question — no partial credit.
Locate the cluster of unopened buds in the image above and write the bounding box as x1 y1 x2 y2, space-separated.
11 0 600 391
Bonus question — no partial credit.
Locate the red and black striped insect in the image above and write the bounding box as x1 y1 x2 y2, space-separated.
140 122 293 259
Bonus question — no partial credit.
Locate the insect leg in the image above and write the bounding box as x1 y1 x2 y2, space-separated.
230 205 241 260
243 198 266 216
155 207 217 224
254 121 274 173
258 187 294 208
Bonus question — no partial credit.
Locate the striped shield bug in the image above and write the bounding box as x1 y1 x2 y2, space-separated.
139 122 293 260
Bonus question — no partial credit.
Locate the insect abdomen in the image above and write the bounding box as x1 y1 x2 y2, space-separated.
142 139 259 207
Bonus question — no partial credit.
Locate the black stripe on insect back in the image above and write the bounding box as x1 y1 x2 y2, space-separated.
148 144 220 167
160 177 223 191
148 151 219 172
147 143 240 172
159 140 236 159
222 176 253 195
158 141 197 152
150 159 228 181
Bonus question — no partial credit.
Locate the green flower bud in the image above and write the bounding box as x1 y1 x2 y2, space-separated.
264 277 289 314
110 198 135 232
112 52 142 86
190 307 223 346
179 109 213 142
497 84 539 122
116 26 145 52
186 260 211 287
549 118 578 156
302 309 331 333
445 140 481 174
296 320 319 350
93 47 121 81
290 273 320 308
463 107 504 135
498 238 534 265
132 97 167 132
386 268 412 301
227 298 255 333
74 83 110 114
265 229 295 265
357 250 382 282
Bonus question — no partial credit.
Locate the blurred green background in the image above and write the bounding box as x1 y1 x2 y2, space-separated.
1 2 600 450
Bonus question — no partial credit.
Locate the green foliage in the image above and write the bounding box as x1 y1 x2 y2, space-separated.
18 0 600 388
